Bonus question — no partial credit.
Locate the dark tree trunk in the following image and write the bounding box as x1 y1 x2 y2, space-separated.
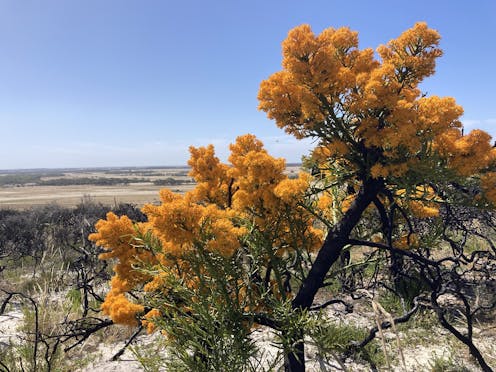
390 252 405 293
284 178 384 372
283 329 305 372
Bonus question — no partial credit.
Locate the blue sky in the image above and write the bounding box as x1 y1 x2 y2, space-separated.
1 0 495 169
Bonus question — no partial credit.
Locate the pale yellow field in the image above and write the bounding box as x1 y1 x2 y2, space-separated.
0 183 196 209
0 167 194 209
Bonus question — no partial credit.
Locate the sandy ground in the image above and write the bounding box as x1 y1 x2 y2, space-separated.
81 342 144 372
0 309 23 348
1 305 493 371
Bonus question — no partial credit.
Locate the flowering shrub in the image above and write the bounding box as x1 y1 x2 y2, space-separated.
89 134 321 334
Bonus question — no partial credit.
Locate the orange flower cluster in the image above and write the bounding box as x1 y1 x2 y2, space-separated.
480 172 496 206
394 234 419 250
143 191 246 257
188 144 231 207
90 192 246 327
142 308 161 334
258 22 495 182
397 186 441 219
189 135 323 253
90 134 323 329
89 214 153 325
436 129 496 176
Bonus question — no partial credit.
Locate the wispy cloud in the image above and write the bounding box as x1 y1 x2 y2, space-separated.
461 118 496 138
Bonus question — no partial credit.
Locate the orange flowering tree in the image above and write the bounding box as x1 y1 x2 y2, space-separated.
90 23 496 371
258 22 496 371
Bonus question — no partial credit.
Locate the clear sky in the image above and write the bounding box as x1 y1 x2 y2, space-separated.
1 0 495 169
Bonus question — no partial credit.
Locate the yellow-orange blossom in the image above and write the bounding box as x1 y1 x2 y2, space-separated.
258 22 496 184
89 134 321 327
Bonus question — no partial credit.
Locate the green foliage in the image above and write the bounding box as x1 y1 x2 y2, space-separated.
160 304 257 372
378 290 405 316
309 317 367 354
137 238 260 372
66 288 82 312
130 337 169 372
429 353 471 372
308 315 386 368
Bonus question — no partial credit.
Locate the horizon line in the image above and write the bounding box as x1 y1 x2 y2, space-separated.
0 162 303 173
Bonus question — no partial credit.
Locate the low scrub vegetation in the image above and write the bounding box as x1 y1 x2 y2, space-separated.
0 200 145 371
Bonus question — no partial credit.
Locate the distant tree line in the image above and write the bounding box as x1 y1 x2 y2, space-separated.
0 174 194 187
39 177 148 186
152 177 190 186
0 173 62 186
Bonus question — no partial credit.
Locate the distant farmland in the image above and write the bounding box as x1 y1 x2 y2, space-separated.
0 167 195 209
0 165 302 209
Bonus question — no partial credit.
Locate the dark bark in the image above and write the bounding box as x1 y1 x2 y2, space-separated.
431 294 494 372
284 336 305 372
284 178 384 372
390 252 405 294
292 178 384 310
111 325 143 361
354 296 423 351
